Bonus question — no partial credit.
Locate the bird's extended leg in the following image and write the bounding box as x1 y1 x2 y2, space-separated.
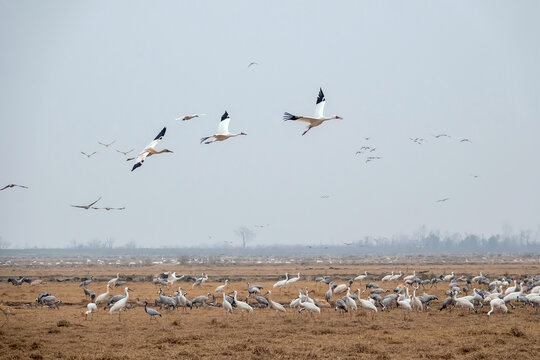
302 126 313 136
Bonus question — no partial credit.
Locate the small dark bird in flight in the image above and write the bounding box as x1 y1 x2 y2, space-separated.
0 184 28 191
410 138 425 145
343 242 354 246
80 151 97 158
98 140 116 147
116 149 134 156
436 198 450 203
176 114 206 121
460 138 472 143
434 134 451 138
248 62 258 67
91 207 125 211
71 197 102 210
366 156 382 163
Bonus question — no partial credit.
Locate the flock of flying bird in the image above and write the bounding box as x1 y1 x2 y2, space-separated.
5 268 538 323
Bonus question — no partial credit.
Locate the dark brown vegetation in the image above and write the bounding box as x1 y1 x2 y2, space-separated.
0 258 539 359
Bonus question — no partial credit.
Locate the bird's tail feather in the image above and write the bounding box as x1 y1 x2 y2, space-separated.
283 112 299 121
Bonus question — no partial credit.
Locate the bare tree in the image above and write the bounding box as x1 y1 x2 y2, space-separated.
235 226 256 249
0 237 11 249
104 237 115 249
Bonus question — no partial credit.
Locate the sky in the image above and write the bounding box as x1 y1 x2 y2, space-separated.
0 1 539 248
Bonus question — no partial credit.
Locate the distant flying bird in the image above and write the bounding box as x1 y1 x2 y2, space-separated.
343 242 354 246
98 140 116 147
460 138 472 143
472 175 479 179
434 134 451 138
200 111 247 144
80 151 97 158
91 207 126 211
71 197 102 210
409 137 425 145
176 113 206 121
355 146 373 154
255 224 269 228
283 88 343 136
248 62 258 67
128 127 173 171
364 137 371 140
116 149 134 156
436 198 450 203
366 156 382 163
1 184 28 191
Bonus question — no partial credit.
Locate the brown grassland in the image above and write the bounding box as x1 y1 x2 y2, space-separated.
0 257 539 359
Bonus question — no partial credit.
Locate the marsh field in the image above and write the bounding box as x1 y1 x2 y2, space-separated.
0 255 539 359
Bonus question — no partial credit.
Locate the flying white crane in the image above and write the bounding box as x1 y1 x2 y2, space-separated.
283 88 342 136
109 287 132 320
167 272 184 288
200 111 247 144
176 113 206 121
128 127 173 171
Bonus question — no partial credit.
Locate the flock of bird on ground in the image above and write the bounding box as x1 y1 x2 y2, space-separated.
2 269 539 323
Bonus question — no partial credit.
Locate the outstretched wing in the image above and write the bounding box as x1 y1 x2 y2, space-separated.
313 88 326 118
145 127 167 150
216 111 230 135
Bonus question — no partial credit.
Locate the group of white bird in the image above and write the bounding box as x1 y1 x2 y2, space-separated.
70 269 540 321
128 88 342 171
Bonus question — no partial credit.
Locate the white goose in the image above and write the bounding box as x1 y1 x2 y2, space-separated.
128 127 173 171
284 88 342 136
200 111 246 144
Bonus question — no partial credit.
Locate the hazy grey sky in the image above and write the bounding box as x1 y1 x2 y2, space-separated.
1 1 539 248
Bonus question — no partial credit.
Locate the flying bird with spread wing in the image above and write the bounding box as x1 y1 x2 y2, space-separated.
248 62 258 67
0 184 28 191
116 149 134 156
81 151 97 158
176 114 206 121
460 138 472 143
200 111 247 144
71 197 102 210
98 140 116 147
436 198 450 203
284 88 343 136
128 127 173 171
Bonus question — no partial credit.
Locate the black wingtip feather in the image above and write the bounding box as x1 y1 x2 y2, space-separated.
221 111 229 121
316 88 325 104
283 112 299 121
154 127 166 140
131 162 142 171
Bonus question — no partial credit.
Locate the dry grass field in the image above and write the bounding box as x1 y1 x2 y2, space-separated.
0 257 539 359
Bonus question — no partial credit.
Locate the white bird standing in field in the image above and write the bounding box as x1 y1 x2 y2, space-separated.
108 273 119 286
381 272 394 282
273 273 289 290
487 298 507 316
283 88 342 136
222 292 233 314
265 291 286 313
109 287 132 320
95 284 111 305
215 280 228 294
299 300 320 314
354 271 368 282
286 273 300 285
200 111 247 144
85 303 97 319
233 291 253 313
128 127 173 171
403 271 416 281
